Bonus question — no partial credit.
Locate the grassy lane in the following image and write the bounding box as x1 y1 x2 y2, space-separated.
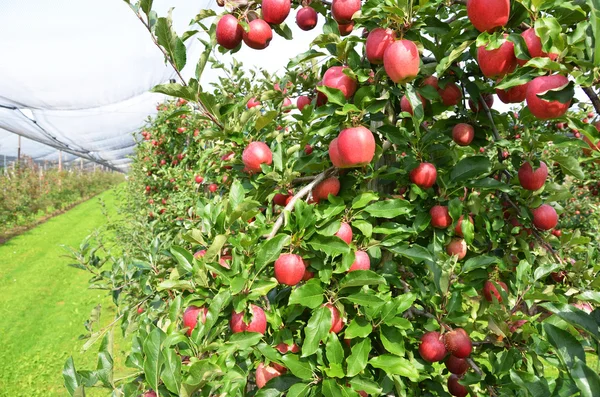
0 189 126 397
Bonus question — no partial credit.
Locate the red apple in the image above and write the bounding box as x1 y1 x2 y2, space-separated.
195 175 204 184
297 95 311 111
296 6 318 30
242 142 273 172
444 329 472 358
468 93 494 112
448 374 468 397
518 161 548 190
467 0 510 33
419 331 447 362
209 183 218 193
276 342 300 354
496 82 528 104
349 250 370 271
335 222 353 244
230 304 267 334
335 126 376 167
439 82 462 106
322 66 358 99
338 22 354 36
329 138 347 168
454 215 474 237
325 303 344 333
526 75 571 119
312 177 341 202
452 123 475 146
400 94 426 115
144 391 157 397
216 14 243 49
304 144 313 155
410 162 437 189
282 97 293 112
248 97 261 108
273 193 291 206
430 205 452 229
365 28 396 64
243 19 273 50
446 238 467 260
422 75 440 90
183 306 208 336
383 40 420 84
262 0 291 25
477 38 517 78
274 253 305 286
137 306 144 314
331 0 361 23
256 363 284 389
532 204 558 230
483 280 508 302
194 249 206 259
517 28 559 66
445 355 469 375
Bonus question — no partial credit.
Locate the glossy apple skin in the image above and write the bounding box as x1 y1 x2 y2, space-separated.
483 280 508 302
439 82 462 106
322 66 358 99
273 193 291 206
383 40 420 84
297 95 311 111
324 303 344 333
195 175 204 184
183 306 208 336
517 28 558 66
256 363 284 389
216 15 243 49
532 204 558 230
338 22 354 36
312 177 341 202
209 183 218 193
454 215 473 237
274 253 305 286
448 374 468 397
296 6 318 31
331 0 361 23
430 205 452 229
422 75 440 90
336 126 376 167
365 28 396 64
400 94 426 115
518 161 548 190
410 162 437 189
329 138 347 168
477 39 517 78
248 97 261 108
335 222 353 244
242 142 273 172
230 304 267 334
496 82 528 104
242 19 273 50
446 238 467 260
452 123 475 146
144 391 158 397
526 75 571 119
445 355 469 375
349 250 371 271
467 0 510 33
444 329 472 358
419 331 447 362
262 0 291 25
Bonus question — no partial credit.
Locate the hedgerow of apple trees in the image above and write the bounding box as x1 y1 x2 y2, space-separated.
63 0 600 395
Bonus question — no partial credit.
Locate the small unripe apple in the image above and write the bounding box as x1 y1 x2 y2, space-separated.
446 238 467 260
445 355 469 375
325 303 344 333
452 123 475 146
444 328 472 358
430 205 452 229
349 250 370 271
297 95 312 111
383 40 420 84
532 204 558 230
274 253 305 286
466 0 510 32
312 177 341 202
183 306 208 336
216 14 243 49
243 19 273 50
262 0 291 25
296 6 318 31
256 363 285 389
526 75 571 119
477 38 517 78
483 280 508 302
331 0 361 23
439 82 462 106
410 162 437 189
419 331 447 362
322 66 358 99
230 304 267 334
242 142 273 172
365 28 396 64
518 161 548 190
335 222 353 244
447 374 468 397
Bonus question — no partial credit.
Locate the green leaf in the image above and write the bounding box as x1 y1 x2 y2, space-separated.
352 220 373 238
161 348 182 393
436 40 474 75
352 192 379 209
95 333 113 387
326 332 345 366
140 0 153 15
308 236 351 257
227 332 263 349
462 255 500 273
287 49 326 68
255 234 291 270
533 263 562 281
363 200 414 218
388 244 433 264
538 81 574 104
540 302 600 339
287 383 312 397
204 234 227 263
576 290 600 305
302 306 332 357
322 379 344 397
256 110 278 131
63 357 82 396
588 0 600 66
155 17 186 71
339 270 387 289
552 155 585 179
344 317 373 339
272 22 293 40
143 326 166 391
509 370 551 397
289 279 324 309
380 326 405 356
346 338 371 377
450 156 492 183
317 85 347 106
369 355 419 381
544 323 585 369
571 358 600 397
151 83 196 101
281 355 314 380
170 246 194 273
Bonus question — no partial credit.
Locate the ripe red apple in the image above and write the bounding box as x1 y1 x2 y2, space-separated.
445 355 469 375
325 303 344 333
400 94 426 115
274 253 305 286
365 28 396 64
256 363 284 389
446 238 467 260
335 126 376 167
297 95 311 111
467 0 510 32
383 40 420 84
532 204 558 230
273 192 291 206
430 205 452 229
526 75 571 119
331 0 361 23
312 177 341 202
517 28 558 66
262 0 291 25
302 268 314 281
137 306 144 314
410 162 437 189
419 331 447 362
422 75 440 90
496 82 528 104
322 66 358 99
276 342 300 354
444 329 472 358
448 374 468 397
242 142 273 172
439 82 462 106
518 161 548 190
216 14 243 49
183 306 208 336
304 144 313 155
209 183 218 193
195 175 204 184
296 6 318 30
483 280 508 302
452 123 475 146
144 391 157 397
230 304 267 334
477 39 517 78
454 215 473 237
329 138 347 168
248 97 261 108
338 22 354 36
335 222 353 244
349 250 370 271
243 19 273 50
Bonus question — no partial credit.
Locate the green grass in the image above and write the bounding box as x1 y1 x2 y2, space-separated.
0 189 126 397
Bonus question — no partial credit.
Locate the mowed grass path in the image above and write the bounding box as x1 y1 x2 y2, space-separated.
0 189 126 397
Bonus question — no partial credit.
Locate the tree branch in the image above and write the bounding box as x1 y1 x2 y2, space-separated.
583 87 600 115
466 358 483 377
